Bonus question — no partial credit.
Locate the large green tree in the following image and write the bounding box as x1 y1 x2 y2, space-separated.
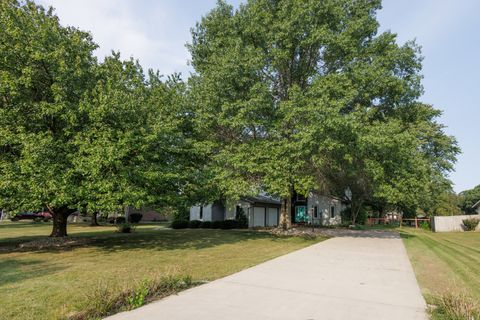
0 1 200 236
189 0 459 226
0 0 97 236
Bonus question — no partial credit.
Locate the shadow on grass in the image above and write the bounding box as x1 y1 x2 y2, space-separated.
315 228 402 239
89 229 286 253
0 221 52 229
0 229 290 255
0 258 65 286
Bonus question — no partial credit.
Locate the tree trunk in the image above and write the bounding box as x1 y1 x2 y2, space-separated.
351 201 362 226
49 207 75 237
279 194 292 230
90 211 99 226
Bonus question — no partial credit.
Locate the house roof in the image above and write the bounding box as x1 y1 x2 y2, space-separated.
472 200 480 209
241 195 281 206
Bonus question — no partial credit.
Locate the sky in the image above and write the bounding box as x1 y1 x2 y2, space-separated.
36 0 480 193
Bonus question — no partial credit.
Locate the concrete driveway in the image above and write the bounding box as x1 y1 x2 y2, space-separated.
105 231 426 320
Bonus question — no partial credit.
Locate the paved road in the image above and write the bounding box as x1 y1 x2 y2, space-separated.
106 231 426 320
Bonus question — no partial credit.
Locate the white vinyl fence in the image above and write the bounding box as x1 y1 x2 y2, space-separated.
431 214 480 232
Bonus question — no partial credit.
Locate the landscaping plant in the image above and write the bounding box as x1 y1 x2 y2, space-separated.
462 218 479 231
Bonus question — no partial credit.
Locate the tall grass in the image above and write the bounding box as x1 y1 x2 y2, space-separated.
68 274 196 320
432 292 480 320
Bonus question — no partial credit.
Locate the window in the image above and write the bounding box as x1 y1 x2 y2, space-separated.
199 206 203 220
313 206 318 218
330 206 335 218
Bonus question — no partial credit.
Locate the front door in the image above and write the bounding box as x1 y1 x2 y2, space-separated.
295 206 308 223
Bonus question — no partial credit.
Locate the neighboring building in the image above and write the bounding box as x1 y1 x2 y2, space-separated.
190 193 346 228
125 206 168 222
473 200 480 215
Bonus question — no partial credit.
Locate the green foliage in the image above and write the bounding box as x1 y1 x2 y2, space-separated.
127 279 150 309
220 219 237 229
429 192 462 216
173 207 191 222
188 220 202 228
0 0 97 215
341 207 367 225
188 0 459 218
211 220 222 229
0 0 203 236
420 221 430 231
462 218 479 232
200 221 212 228
459 185 480 214
170 220 189 229
235 207 248 229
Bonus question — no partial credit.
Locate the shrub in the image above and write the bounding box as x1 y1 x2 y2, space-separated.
221 219 237 229
235 207 248 228
341 207 367 225
116 223 135 233
211 220 222 229
200 221 212 228
173 206 190 221
462 218 479 231
128 213 143 224
170 220 188 229
420 221 430 231
188 220 202 228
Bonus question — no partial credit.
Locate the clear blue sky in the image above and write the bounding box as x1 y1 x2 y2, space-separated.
36 0 480 193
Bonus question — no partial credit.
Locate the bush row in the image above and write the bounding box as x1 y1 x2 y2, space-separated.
170 219 243 229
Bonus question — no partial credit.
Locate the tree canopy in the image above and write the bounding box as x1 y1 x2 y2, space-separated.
188 0 459 225
0 0 201 236
0 0 461 235
459 185 480 214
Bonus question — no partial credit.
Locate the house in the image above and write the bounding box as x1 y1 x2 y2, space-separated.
473 200 480 214
124 206 168 222
190 192 346 228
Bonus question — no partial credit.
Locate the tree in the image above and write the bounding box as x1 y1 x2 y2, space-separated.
76 54 201 225
428 191 462 216
459 185 480 214
0 1 201 236
188 0 459 226
0 0 97 236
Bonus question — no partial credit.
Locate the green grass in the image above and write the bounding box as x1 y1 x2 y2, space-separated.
399 228 480 319
0 221 323 320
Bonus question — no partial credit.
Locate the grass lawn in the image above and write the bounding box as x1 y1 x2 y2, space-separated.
399 228 480 318
0 221 323 320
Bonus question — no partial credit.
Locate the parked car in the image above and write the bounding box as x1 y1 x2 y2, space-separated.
10 211 52 222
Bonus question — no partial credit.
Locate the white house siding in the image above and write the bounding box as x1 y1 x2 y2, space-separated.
307 194 345 226
190 204 213 221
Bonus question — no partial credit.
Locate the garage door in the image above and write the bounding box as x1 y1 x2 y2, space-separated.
267 207 278 227
253 207 266 227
